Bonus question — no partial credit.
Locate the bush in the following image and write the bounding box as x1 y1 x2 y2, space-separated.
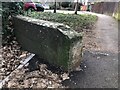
61 2 71 8
24 12 97 32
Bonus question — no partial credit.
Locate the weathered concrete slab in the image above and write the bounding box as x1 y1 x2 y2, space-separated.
13 15 83 72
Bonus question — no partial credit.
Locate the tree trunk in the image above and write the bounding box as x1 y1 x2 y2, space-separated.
75 0 78 14
54 0 56 13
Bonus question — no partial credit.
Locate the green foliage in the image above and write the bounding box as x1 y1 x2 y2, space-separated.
2 2 23 42
0 2 2 15
61 2 71 8
24 12 97 31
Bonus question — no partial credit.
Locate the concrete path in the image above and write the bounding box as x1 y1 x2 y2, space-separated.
45 10 97 15
59 11 118 88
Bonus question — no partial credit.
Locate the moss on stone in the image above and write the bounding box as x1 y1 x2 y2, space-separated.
13 16 83 71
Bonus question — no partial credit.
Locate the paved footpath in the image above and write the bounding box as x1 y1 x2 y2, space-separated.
48 11 118 88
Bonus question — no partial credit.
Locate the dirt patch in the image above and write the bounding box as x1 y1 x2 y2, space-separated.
82 26 101 51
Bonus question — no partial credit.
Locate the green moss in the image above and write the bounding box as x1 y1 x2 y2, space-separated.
57 37 71 70
115 13 120 20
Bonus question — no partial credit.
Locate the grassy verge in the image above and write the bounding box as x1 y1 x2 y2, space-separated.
24 12 97 32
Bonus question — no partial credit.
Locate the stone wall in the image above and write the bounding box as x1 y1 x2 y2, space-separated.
13 15 83 72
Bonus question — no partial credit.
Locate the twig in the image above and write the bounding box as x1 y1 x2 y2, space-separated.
0 53 35 88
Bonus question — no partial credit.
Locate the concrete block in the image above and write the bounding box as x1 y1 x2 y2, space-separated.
13 15 83 72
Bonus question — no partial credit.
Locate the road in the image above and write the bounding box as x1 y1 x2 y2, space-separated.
52 11 118 88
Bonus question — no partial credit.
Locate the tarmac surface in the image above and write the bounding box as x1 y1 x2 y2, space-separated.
60 11 118 88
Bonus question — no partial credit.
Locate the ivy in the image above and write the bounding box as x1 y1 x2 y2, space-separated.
2 2 23 43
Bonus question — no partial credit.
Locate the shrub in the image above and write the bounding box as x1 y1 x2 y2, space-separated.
61 2 71 8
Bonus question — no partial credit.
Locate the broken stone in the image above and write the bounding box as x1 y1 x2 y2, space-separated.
97 56 100 59
61 73 69 81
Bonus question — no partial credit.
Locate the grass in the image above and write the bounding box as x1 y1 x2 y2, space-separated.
24 12 97 32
